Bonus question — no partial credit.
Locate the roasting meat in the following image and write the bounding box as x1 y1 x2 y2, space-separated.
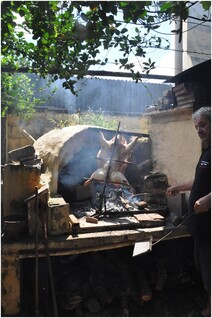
84 132 138 187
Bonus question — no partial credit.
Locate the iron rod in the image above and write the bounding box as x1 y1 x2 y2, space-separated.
34 186 39 316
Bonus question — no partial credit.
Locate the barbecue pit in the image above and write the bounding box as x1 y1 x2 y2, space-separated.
1 125 190 317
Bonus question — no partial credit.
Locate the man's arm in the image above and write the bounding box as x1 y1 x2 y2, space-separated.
166 180 194 196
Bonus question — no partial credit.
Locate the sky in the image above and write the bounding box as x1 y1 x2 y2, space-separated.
90 12 176 79
98 33 176 77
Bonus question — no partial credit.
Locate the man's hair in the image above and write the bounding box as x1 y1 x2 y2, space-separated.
192 107 211 122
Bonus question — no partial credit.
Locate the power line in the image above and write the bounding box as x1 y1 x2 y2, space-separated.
144 46 211 56
149 18 210 37
103 45 211 57
184 19 210 32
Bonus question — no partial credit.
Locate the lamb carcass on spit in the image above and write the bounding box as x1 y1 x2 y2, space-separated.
84 131 138 188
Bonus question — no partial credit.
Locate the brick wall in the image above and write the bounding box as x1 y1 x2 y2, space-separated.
3 111 148 164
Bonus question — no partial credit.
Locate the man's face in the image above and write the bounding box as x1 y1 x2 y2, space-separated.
194 115 211 147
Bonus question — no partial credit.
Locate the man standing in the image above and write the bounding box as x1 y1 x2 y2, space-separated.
166 107 211 317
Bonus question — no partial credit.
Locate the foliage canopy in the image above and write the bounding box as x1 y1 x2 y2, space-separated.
1 1 211 94
1 72 57 118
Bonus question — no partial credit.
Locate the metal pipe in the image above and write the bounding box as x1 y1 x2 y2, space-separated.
39 202 58 317
97 121 121 215
34 186 39 316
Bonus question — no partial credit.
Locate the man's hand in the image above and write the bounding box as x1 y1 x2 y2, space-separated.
166 186 178 196
194 193 211 213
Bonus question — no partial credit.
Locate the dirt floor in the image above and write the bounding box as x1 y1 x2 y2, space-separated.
20 237 208 317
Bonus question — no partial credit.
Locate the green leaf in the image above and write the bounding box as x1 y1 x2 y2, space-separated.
28 42 35 49
17 31 24 38
121 28 128 34
119 2 129 8
200 1 211 10
160 2 173 12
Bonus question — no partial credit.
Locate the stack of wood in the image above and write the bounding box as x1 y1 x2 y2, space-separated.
163 89 175 109
22 240 193 317
56 248 168 316
155 89 175 110
142 172 169 207
172 82 210 109
8 145 43 167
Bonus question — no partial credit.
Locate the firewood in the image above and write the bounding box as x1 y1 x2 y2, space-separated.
135 201 148 209
21 158 43 167
69 214 80 225
8 145 35 161
21 129 36 143
141 292 152 302
84 297 102 314
137 269 152 302
134 213 165 227
86 216 98 223
19 154 37 163
155 258 168 291
69 214 80 233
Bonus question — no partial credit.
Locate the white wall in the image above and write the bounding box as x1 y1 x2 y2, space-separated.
182 2 211 69
145 107 201 186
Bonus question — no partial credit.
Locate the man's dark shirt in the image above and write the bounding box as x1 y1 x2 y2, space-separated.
186 146 211 242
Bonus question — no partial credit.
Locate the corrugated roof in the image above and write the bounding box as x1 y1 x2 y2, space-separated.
165 59 211 85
